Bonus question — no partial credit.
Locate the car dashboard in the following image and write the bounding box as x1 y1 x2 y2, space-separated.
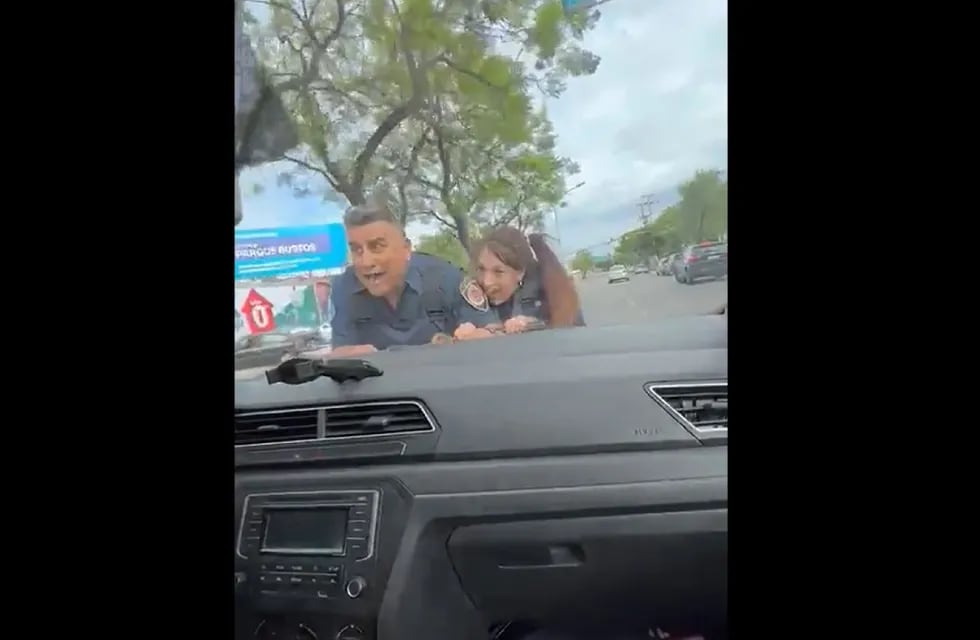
234 316 728 640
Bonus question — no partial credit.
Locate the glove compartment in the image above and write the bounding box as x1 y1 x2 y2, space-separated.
447 509 727 625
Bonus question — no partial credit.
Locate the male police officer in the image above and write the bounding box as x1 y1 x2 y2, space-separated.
329 201 496 355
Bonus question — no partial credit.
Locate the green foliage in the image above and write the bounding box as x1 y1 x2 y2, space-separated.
570 249 595 274
613 227 661 266
676 169 727 243
244 0 600 241
613 168 727 262
414 229 470 268
592 255 612 271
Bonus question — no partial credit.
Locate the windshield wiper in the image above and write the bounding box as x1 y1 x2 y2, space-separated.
266 358 383 385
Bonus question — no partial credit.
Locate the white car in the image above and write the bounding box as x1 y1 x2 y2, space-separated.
607 265 630 283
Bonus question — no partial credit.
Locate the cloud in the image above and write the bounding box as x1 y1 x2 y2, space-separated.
237 0 727 256
238 161 344 230
545 0 728 251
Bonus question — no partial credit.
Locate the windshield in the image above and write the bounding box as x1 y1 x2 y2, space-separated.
235 0 727 370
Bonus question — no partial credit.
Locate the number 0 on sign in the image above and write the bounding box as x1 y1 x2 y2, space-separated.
250 305 272 330
240 288 277 334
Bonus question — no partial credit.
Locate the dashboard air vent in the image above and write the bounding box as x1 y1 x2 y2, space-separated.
646 382 727 438
235 409 319 446
234 401 436 447
323 401 434 438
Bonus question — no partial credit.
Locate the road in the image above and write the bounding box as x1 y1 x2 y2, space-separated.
577 272 727 326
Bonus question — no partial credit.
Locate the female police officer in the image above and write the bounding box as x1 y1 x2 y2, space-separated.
454 226 584 340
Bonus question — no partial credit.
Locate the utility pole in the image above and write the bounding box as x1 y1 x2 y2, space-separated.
637 194 657 225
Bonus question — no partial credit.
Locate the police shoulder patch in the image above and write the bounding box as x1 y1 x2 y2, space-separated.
459 278 489 312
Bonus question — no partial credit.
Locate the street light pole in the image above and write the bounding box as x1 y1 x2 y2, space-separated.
553 180 585 255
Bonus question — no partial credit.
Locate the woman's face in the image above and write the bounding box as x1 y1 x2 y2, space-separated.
476 247 524 305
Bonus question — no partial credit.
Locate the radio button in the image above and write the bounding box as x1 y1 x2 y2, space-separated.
272 563 288 572
348 521 369 536
350 505 370 519
310 563 339 574
314 580 342 598
346 540 369 559
345 576 367 599
288 564 306 572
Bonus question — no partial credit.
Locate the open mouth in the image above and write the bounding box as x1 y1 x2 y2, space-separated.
361 272 385 285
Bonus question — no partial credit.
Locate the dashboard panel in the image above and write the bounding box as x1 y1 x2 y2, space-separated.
235 317 728 640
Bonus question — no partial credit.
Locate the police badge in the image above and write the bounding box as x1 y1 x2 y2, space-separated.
459 278 489 312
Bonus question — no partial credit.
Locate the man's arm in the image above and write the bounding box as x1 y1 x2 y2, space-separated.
329 279 359 347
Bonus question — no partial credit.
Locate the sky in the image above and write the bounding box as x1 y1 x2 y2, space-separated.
237 0 727 258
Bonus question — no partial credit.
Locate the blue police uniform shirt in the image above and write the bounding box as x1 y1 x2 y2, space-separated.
330 253 498 349
494 276 586 327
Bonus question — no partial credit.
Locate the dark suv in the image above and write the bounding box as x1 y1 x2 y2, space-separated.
675 242 728 284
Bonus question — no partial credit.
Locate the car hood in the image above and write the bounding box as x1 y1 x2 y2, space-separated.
235 315 728 401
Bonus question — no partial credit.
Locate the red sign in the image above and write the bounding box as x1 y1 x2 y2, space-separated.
240 289 276 334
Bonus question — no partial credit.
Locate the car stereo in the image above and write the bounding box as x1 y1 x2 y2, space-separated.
237 490 379 602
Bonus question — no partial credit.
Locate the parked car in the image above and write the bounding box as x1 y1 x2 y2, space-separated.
607 264 630 284
633 263 650 274
675 242 728 284
234 330 323 370
669 253 687 278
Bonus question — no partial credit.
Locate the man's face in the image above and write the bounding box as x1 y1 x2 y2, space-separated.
346 221 411 299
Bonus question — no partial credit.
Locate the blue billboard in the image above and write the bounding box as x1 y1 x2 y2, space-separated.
235 223 348 280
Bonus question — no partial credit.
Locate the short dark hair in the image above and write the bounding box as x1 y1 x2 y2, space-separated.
343 201 402 230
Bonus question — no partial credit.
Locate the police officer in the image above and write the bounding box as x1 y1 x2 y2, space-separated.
329 201 497 355
455 227 584 340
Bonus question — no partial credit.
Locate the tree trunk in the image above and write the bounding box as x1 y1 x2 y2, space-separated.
454 212 471 251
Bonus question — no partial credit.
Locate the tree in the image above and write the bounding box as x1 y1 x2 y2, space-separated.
244 0 600 239
592 255 612 271
570 249 594 274
613 226 659 265
411 108 578 247
646 204 683 249
414 229 469 268
676 169 727 244
611 168 727 262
